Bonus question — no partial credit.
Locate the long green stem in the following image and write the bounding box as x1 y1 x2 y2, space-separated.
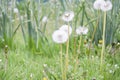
89 10 100 55
100 12 106 71
60 44 63 80
74 35 82 74
64 23 70 80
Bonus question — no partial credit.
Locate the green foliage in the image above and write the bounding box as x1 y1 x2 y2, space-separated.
0 0 120 80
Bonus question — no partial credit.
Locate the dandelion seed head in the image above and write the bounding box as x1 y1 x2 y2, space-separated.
13 8 18 13
76 26 88 35
42 16 48 23
52 30 68 44
59 25 72 36
93 0 105 10
62 11 74 22
101 0 112 12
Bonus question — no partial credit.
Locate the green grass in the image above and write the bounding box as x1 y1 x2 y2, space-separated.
0 0 120 80
0 47 120 80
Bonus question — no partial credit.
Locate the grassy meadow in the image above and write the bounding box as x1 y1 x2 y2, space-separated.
0 0 120 80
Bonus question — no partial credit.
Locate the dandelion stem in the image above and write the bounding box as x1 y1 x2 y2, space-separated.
64 22 70 80
60 44 63 80
74 35 82 74
100 12 106 71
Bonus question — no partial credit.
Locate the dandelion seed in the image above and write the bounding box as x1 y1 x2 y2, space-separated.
93 0 105 10
42 16 48 23
101 0 112 12
52 30 68 44
76 26 88 35
62 11 74 22
59 25 72 36
13 8 19 13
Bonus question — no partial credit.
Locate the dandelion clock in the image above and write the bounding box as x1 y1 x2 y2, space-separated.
76 26 88 35
93 0 105 10
59 25 72 36
62 11 74 22
101 0 112 12
52 30 68 44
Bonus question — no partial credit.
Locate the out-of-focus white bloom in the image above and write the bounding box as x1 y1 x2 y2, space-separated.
101 0 112 12
93 0 105 10
42 16 48 23
43 64 47 67
30 73 33 78
62 11 74 22
114 64 119 69
0 59 2 62
109 70 113 73
59 25 72 36
76 26 88 35
52 30 68 44
13 8 19 13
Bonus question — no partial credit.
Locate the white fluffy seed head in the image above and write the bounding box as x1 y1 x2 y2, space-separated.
52 30 68 44
59 25 72 36
62 11 74 22
93 0 105 10
13 8 18 13
76 26 88 35
42 16 48 23
101 0 112 12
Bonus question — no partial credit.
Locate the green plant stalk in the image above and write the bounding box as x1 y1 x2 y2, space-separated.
74 35 82 74
100 12 106 71
60 44 63 80
73 6 82 57
89 10 100 55
81 2 85 26
4 45 8 72
26 2 33 49
36 26 39 49
64 22 70 80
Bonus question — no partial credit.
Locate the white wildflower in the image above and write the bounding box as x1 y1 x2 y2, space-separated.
62 11 74 22
13 8 19 13
101 0 112 12
42 16 48 23
76 26 88 35
52 30 68 44
93 0 105 10
59 25 72 36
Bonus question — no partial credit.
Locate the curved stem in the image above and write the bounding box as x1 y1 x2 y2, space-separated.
89 10 100 55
